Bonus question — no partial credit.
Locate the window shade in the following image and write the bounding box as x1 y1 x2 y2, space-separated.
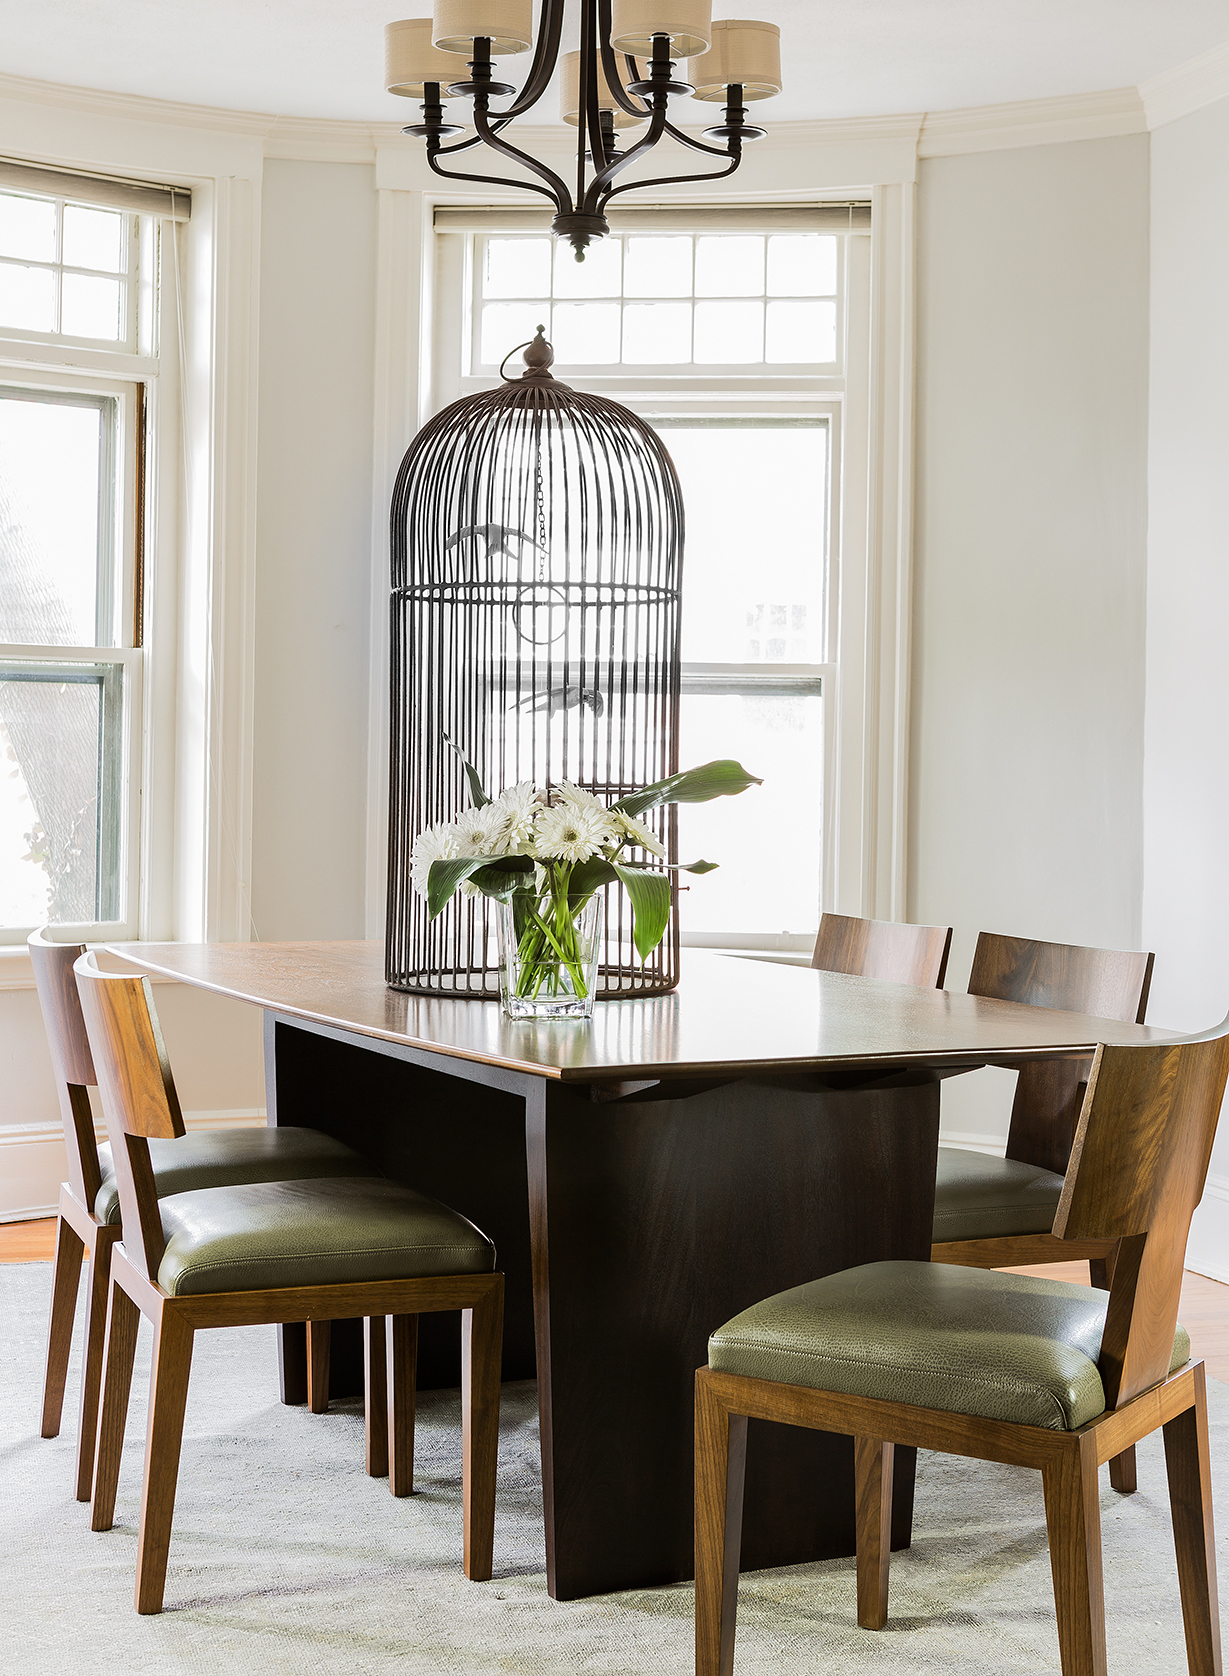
433 202 870 233
0 159 191 221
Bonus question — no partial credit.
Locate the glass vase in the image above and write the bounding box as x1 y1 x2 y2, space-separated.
497 889 603 1020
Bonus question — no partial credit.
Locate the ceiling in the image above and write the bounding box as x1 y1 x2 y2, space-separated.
2 1 1228 126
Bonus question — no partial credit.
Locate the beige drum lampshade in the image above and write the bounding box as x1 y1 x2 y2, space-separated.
609 0 711 59
386 19 467 94
560 50 648 128
432 0 533 53
689 18 781 100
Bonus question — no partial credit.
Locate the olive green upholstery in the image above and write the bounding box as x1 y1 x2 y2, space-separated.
932 1145 1066 1242
95 1127 372 1227
156 1176 496 1297
708 1262 1191 1432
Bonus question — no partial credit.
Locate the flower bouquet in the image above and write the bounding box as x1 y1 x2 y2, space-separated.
413 746 762 1018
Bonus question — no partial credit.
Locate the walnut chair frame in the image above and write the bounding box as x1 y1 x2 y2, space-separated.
811 912 953 990
76 956 503 1615
696 1021 1229 1676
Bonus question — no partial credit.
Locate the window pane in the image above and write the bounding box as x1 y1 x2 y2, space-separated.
0 193 56 263
484 237 552 298
0 393 107 646
694 235 763 297
0 661 123 927
554 236 621 298
480 302 548 367
767 234 836 297
694 298 763 363
623 236 692 297
61 273 123 340
766 299 837 364
552 300 620 363
0 263 55 333
677 691 822 936
622 301 691 363
62 204 124 273
661 425 827 663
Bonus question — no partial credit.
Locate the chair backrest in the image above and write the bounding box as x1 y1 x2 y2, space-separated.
29 929 99 1209
968 931 1155 1175
811 914 952 989
1055 1023 1229 1409
73 953 185 1278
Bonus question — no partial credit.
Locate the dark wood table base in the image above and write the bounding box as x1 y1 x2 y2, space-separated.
265 1014 939 1600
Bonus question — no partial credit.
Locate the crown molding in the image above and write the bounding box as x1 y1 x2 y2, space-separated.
1141 39 1229 131
918 87 1145 157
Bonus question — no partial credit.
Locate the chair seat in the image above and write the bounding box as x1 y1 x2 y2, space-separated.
94 1126 372 1227
932 1145 1066 1242
708 1261 1191 1431
156 1175 496 1297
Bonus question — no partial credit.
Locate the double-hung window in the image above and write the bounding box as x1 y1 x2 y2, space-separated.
0 168 185 942
433 206 868 953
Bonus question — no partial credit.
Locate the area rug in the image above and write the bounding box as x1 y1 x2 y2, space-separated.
1 1262 1224 1674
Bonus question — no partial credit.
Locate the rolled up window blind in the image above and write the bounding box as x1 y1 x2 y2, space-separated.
0 158 191 221
433 202 869 234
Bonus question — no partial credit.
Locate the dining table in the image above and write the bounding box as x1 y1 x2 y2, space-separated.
106 939 1170 1602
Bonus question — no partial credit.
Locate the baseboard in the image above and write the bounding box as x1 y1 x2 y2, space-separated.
0 1202 58 1224
937 1130 1006 1156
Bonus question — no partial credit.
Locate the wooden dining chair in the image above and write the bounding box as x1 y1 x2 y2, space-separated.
76 953 503 1614
696 1017 1229 1676
811 913 953 989
31 929 372 1502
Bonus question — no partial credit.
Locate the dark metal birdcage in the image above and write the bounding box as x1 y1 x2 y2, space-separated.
386 329 684 997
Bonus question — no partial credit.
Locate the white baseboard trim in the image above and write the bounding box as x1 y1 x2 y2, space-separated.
937 1130 1006 1157
0 1202 58 1224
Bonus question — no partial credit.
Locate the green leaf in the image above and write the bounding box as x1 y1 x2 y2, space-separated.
566 857 620 904
614 760 762 820
427 853 535 916
443 732 491 807
611 862 673 961
468 857 535 902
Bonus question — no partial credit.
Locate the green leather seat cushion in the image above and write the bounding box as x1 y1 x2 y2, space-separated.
932 1145 1066 1242
95 1127 372 1226
156 1175 496 1297
708 1261 1190 1431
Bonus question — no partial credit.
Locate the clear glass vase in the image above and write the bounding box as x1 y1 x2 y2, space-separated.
497 889 603 1020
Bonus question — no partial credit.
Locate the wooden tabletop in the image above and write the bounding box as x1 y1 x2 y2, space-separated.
104 940 1175 1084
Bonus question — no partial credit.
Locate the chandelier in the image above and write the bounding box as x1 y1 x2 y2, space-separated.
384 2 782 258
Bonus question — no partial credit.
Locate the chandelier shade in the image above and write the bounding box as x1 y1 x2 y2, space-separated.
385 18 468 96
608 0 712 58
431 0 534 54
689 17 782 100
560 48 647 127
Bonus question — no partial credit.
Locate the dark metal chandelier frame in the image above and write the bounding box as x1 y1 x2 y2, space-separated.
402 0 764 258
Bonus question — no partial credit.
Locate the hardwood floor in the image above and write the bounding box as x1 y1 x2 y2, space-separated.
3 1220 1228 1382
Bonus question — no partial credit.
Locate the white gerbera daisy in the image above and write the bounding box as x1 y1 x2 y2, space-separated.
410 820 461 898
490 780 542 851
610 808 666 857
534 800 616 864
453 803 504 857
554 780 611 817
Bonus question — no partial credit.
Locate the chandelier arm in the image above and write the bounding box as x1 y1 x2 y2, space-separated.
592 3 649 119
426 145 566 207
495 0 567 120
582 101 670 211
472 104 573 208
599 149 742 207
661 118 735 158
579 0 602 203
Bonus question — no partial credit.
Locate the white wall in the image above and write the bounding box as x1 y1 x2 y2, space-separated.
910 135 1152 1149
251 159 378 941
1143 95 1229 1278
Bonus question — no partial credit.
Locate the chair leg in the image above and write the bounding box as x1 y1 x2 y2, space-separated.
364 1316 389 1478
134 1305 195 1614
854 1436 895 1630
75 1232 116 1501
386 1313 418 1498
695 1370 748 1676
306 1319 331 1414
1163 1366 1223 1676
91 1275 142 1532
40 1211 85 1440
1042 1432 1107 1676
461 1278 503 1582
1089 1256 1137 1494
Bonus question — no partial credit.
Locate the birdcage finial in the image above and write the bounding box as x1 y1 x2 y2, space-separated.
521 327 555 380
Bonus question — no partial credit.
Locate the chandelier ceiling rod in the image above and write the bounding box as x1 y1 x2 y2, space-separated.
385 0 782 258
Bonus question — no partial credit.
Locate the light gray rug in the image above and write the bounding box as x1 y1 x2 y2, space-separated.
1 1262 1225 1674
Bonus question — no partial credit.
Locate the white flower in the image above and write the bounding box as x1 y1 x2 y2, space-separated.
554 780 611 818
453 803 504 857
534 800 617 865
410 821 461 898
610 808 666 857
489 781 542 852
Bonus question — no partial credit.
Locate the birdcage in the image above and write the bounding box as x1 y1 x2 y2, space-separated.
386 330 684 997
